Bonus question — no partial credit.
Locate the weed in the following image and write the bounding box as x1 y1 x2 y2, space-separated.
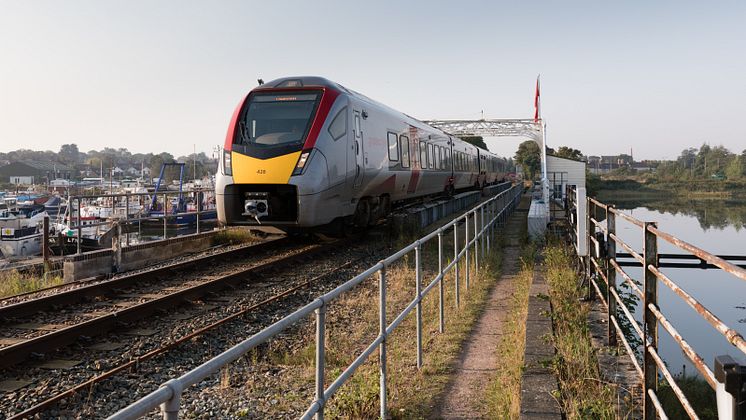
544 243 617 419
0 269 64 298
210 228 255 246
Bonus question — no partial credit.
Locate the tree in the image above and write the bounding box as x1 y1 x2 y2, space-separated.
459 135 488 150
514 140 541 179
59 144 81 165
554 146 583 161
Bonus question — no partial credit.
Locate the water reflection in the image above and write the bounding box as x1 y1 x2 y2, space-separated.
608 197 746 232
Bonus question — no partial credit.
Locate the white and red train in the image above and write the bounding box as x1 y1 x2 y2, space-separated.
216 76 508 233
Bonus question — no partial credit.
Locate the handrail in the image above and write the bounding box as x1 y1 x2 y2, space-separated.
579 194 746 419
109 184 523 420
649 225 746 282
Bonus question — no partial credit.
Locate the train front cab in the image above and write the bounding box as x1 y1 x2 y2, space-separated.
217 83 350 231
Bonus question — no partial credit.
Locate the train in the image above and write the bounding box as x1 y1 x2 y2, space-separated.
216 76 509 233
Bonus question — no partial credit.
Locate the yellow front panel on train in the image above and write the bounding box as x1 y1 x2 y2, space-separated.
231 151 301 184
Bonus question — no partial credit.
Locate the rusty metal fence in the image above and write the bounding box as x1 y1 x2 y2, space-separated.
566 188 746 419
108 184 523 420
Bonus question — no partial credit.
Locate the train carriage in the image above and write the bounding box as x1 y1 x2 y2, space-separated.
216 76 506 232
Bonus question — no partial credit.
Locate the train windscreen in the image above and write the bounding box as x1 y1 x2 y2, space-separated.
235 92 321 147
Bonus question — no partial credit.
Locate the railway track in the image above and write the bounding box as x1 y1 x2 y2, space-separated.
0 236 325 368
0 233 384 419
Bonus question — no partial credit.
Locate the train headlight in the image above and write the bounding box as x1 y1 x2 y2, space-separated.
223 150 232 176
292 151 311 176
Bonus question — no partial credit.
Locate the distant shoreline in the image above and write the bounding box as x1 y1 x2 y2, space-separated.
593 179 746 201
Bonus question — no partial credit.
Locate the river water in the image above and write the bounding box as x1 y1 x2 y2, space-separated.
597 195 746 377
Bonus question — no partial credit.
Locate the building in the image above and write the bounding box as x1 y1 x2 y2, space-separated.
0 161 75 185
546 154 586 201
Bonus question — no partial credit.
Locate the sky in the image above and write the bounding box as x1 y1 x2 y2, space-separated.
1 0 745 161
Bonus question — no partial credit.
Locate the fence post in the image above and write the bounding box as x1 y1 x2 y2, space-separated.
415 242 423 369
42 216 50 265
586 197 593 301
196 194 201 234
125 193 131 247
379 266 387 420
465 215 470 290
315 302 326 420
643 221 658 420
163 193 168 239
473 210 480 270
76 197 82 255
485 203 490 254
454 222 460 308
480 206 485 258
606 206 617 347
438 230 444 333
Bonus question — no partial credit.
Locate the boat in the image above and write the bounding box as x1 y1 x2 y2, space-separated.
0 204 49 259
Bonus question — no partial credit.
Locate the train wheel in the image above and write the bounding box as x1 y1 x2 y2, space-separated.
353 199 371 228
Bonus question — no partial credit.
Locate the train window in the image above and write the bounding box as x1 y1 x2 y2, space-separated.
354 114 361 139
387 132 399 162
401 136 410 168
237 91 321 146
446 149 451 169
328 107 347 141
428 144 435 169
420 141 428 169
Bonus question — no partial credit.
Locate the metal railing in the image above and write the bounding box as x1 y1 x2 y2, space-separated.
62 189 216 254
109 184 523 420
566 187 746 419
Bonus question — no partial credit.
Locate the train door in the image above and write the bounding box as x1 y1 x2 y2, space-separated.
352 109 364 188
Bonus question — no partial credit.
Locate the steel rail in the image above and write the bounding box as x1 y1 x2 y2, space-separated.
0 240 332 369
647 344 700 419
590 256 608 287
609 283 644 340
610 259 643 298
648 225 746 282
589 197 608 210
647 303 717 389
609 207 645 228
0 237 289 320
610 315 643 378
649 265 746 355
589 277 608 308
609 232 644 265
647 389 669 420
8 257 361 420
589 217 607 234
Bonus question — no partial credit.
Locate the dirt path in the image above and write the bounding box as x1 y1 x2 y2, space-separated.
434 211 525 419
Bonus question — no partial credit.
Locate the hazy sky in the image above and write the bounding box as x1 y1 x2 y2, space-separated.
1 1 745 160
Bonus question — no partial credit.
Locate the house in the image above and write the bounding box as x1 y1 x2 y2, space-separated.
0 161 75 185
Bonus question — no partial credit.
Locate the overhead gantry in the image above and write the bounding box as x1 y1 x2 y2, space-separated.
424 118 549 208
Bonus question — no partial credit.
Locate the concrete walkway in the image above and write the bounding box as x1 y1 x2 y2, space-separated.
433 198 528 419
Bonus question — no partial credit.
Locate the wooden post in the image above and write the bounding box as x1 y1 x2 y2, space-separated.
643 221 658 419
606 206 617 347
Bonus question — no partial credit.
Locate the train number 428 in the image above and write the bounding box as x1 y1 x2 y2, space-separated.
256 169 266 174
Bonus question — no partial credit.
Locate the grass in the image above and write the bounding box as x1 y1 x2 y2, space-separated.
243 222 508 418
485 243 535 418
323 231 506 418
0 268 64 298
544 242 617 419
210 227 256 246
